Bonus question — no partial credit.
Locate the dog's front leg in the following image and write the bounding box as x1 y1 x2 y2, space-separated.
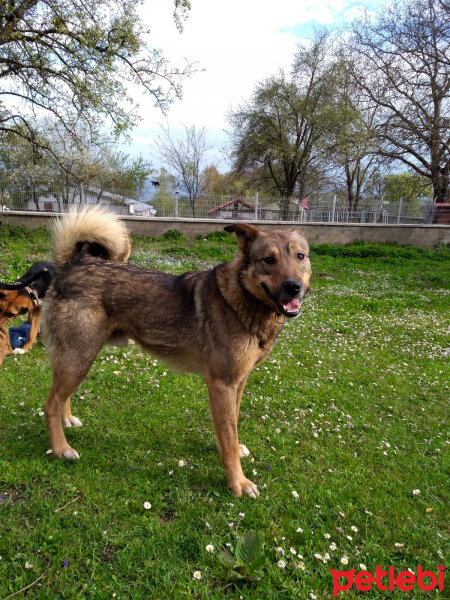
205 373 259 499
0 326 12 366
21 308 41 352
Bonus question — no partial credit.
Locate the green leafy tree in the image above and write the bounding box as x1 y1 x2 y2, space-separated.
228 31 338 219
0 121 152 207
383 173 432 203
0 0 193 145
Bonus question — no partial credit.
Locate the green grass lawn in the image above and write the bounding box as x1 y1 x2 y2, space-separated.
0 225 448 599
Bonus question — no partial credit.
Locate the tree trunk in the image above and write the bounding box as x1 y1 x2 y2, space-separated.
433 163 449 203
189 197 196 217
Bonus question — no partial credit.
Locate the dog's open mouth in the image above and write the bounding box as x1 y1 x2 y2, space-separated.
261 284 302 318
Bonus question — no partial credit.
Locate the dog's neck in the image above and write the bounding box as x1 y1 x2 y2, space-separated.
23 285 40 307
215 259 281 343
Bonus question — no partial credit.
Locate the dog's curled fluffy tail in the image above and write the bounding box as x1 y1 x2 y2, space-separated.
51 205 131 269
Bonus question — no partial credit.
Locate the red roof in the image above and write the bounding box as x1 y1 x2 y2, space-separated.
208 198 254 215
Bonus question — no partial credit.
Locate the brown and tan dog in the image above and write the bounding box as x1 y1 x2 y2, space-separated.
0 261 56 366
43 206 311 498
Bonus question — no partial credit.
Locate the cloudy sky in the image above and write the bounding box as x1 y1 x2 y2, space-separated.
127 0 383 170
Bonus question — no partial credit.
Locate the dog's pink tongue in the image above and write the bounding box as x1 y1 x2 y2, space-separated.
281 298 300 312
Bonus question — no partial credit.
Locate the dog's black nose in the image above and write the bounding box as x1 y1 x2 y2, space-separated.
282 280 302 297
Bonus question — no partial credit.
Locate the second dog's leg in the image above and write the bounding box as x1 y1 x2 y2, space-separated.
21 309 41 352
206 372 259 499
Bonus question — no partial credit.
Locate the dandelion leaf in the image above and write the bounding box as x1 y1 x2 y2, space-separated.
235 531 261 565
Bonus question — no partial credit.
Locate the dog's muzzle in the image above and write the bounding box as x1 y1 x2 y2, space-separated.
262 280 304 318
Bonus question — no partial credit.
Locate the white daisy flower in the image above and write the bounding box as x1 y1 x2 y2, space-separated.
205 544 214 553
143 501 151 510
324 533 331 539
290 547 297 555
277 559 286 569
292 490 299 498
360 563 367 571
412 489 420 495
178 460 185 467
296 527 304 533
192 570 202 580
275 546 285 554
341 556 349 565
351 526 358 532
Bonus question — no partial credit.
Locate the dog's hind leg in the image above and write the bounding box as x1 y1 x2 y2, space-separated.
45 380 81 459
45 354 95 459
62 398 83 428
205 372 259 499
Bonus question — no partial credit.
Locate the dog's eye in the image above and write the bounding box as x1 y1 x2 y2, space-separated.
263 256 276 265
296 253 305 261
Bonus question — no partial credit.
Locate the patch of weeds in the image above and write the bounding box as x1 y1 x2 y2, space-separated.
205 230 234 243
162 229 187 242
217 531 264 583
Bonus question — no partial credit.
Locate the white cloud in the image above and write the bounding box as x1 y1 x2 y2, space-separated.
125 0 382 168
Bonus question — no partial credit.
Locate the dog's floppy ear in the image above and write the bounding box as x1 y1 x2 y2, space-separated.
224 224 261 254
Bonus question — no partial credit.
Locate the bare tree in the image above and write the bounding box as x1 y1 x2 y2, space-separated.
325 61 384 210
154 125 210 216
346 0 450 202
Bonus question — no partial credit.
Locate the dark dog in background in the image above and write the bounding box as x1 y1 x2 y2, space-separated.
0 261 56 365
42 206 311 498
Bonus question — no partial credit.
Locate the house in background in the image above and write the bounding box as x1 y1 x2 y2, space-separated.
208 198 256 219
15 186 157 216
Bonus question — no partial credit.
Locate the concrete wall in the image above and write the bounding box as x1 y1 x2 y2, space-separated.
2 211 449 248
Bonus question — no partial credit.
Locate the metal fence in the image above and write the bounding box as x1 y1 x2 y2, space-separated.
1 186 448 224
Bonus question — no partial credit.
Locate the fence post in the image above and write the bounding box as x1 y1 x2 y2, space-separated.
397 197 403 224
255 192 259 220
175 191 179 218
331 195 336 222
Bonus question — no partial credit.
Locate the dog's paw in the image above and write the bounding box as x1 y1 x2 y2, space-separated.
52 445 80 460
230 477 259 499
239 444 251 458
12 348 25 355
62 448 80 460
62 415 83 428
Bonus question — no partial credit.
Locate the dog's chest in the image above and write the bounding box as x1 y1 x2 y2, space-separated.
250 331 279 368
